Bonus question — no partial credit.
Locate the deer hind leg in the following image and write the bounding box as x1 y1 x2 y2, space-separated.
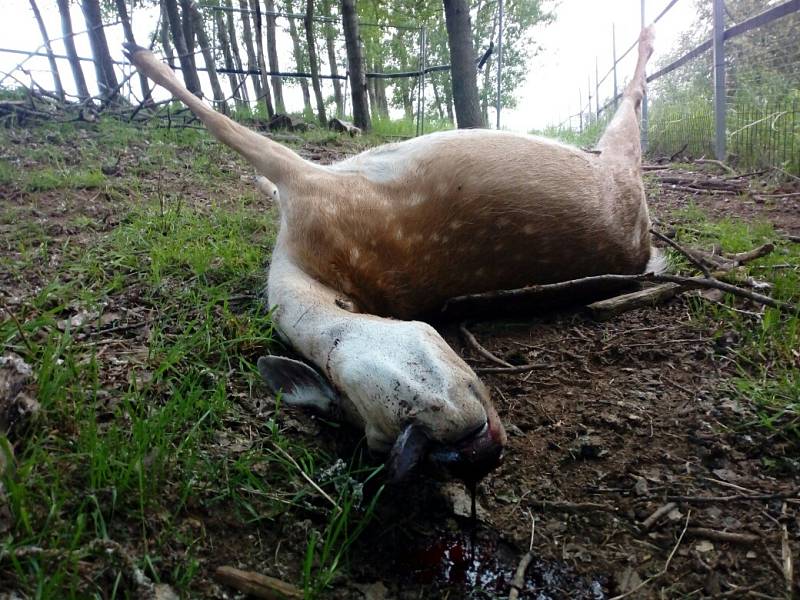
596 27 655 164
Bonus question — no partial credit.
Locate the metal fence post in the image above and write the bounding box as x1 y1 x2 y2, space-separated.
712 0 726 160
612 24 618 110
641 0 649 152
496 0 504 129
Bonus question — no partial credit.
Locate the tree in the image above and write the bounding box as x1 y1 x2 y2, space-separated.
443 0 482 128
114 0 153 106
215 8 246 108
223 0 250 103
305 0 327 125
188 1 226 109
56 0 90 102
285 0 312 115
238 0 264 103
251 0 275 115
159 2 176 69
264 0 286 113
81 0 118 98
342 0 370 130
163 0 202 95
320 0 343 117
30 0 64 101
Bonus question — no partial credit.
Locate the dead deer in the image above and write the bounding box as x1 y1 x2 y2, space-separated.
124 26 660 482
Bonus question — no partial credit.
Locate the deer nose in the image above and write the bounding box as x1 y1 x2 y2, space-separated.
426 416 505 482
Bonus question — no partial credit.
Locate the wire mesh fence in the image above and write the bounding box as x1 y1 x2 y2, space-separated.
556 0 800 175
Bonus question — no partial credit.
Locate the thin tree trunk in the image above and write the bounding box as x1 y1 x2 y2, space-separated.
55 0 89 102
432 75 445 120
443 0 482 128
285 0 311 114
374 60 389 117
160 2 176 69
251 0 274 115
179 0 196 70
164 0 202 95
224 0 249 103
321 0 343 117
189 1 225 110
264 0 285 113
480 7 498 126
30 0 64 101
215 10 245 108
443 78 454 123
304 0 326 125
367 67 378 121
341 0 370 130
114 0 153 106
237 0 263 103
81 0 118 98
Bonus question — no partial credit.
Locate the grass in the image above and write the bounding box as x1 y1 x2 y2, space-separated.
664 204 800 452
0 116 383 598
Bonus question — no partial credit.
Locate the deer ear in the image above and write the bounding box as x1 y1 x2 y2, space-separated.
257 356 338 414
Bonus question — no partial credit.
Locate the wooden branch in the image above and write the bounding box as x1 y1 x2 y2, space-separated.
695 158 735 174
214 566 302 600
686 528 760 545
586 283 683 321
651 228 711 277
444 271 797 314
641 502 677 531
459 323 512 368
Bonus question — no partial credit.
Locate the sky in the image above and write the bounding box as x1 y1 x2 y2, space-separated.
0 0 700 132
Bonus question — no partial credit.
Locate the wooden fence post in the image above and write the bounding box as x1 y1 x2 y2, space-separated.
712 0 726 160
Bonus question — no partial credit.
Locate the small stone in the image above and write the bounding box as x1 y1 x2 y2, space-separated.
695 540 715 553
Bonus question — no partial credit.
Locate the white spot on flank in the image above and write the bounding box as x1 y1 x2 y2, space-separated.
449 221 463 230
349 248 360 265
523 224 535 235
432 233 441 242
395 229 404 240
498 218 510 227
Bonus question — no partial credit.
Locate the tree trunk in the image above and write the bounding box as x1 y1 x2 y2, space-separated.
80 0 118 98
367 69 378 121
443 77 454 123
432 75 445 120
285 0 311 114
304 0 326 125
341 0 370 131
251 0 275 116
114 0 153 106
163 0 202 95
188 1 225 110
443 0 482 128
179 0 196 70
480 7 498 126
215 10 245 108
224 0 249 102
236 0 263 103
55 0 89 101
264 0 285 113
374 61 389 117
321 0 343 117
30 0 64 101
160 2 176 69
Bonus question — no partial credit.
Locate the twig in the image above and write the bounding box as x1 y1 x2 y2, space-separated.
686 528 759 544
3 307 34 354
609 511 691 600
781 502 793 598
695 158 734 174
508 512 536 600
651 228 711 277
443 271 798 314
641 502 677 531
214 566 302 600
459 322 512 368
529 499 618 513
666 488 800 504
271 443 341 513
474 362 550 374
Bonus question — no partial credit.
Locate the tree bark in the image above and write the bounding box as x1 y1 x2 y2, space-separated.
160 1 176 69
251 0 275 115
443 0 482 128
56 0 89 101
179 0 196 70
321 0 343 117
163 0 202 95
80 0 118 98
431 75 445 120
237 0 263 103
304 0 326 125
285 0 311 114
264 0 285 113
374 60 389 117
30 0 65 101
215 10 245 108
224 0 249 103
188 1 226 110
367 68 378 121
341 0 370 131
114 0 153 106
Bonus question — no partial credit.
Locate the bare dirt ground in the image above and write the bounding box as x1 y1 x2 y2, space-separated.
2 125 798 599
